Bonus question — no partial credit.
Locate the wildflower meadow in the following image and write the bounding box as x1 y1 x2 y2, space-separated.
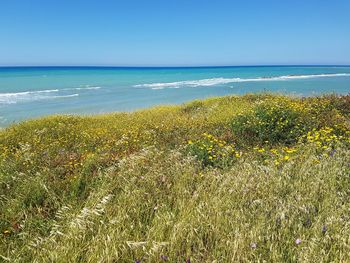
1 94 350 262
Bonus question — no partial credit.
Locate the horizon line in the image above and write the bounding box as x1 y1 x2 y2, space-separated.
1 64 350 69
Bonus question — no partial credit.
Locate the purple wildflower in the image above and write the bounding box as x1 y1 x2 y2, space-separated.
161 255 168 261
322 225 327 234
186 257 191 263
330 149 336 157
295 238 302 245
251 243 257 249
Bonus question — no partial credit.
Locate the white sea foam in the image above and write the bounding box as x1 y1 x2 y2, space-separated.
75 86 101 90
0 84 103 104
51 94 79 99
134 73 350 90
0 89 78 104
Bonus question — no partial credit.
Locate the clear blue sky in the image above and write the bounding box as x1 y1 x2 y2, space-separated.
1 0 349 66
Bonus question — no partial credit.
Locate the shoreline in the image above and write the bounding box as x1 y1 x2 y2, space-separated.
1 65 350 127
1 92 347 130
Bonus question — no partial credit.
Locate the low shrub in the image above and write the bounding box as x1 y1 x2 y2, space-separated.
230 99 314 146
187 133 241 168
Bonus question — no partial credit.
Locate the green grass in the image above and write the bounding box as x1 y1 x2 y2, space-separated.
0 93 349 262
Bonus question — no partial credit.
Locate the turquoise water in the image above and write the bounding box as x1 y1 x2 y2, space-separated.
0 66 350 127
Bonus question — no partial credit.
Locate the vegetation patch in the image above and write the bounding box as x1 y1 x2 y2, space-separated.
0 94 350 262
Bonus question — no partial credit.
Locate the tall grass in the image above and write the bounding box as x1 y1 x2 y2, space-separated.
0 94 349 262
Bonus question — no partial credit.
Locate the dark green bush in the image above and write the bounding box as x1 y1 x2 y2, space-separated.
230 100 314 146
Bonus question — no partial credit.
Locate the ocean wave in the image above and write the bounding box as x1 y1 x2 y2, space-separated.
0 85 103 104
3 89 60 95
51 94 79 99
74 86 101 90
0 89 78 104
134 73 350 89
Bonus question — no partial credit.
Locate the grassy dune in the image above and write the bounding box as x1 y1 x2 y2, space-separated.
1 94 350 262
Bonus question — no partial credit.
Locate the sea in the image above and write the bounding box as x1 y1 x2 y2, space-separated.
0 66 350 127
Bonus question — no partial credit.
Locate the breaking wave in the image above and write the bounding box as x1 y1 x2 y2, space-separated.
74 86 101 90
0 89 79 104
134 73 350 90
0 85 102 104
